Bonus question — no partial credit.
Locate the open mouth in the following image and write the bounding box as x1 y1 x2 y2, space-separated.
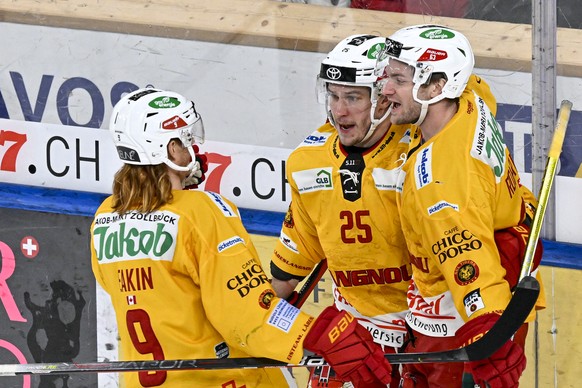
337 123 355 132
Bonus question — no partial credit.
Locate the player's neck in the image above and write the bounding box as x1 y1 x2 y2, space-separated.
419 99 458 142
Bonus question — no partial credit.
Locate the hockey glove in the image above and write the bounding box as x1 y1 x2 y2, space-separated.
457 313 526 388
303 305 391 388
183 145 208 190
494 223 543 288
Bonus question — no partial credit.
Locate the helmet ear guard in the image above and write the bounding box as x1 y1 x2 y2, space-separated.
110 87 205 173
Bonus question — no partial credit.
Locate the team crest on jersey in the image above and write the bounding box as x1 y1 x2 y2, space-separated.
259 289 276 309
455 260 480 285
283 206 295 228
463 288 485 317
415 144 433 189
292 168 334 193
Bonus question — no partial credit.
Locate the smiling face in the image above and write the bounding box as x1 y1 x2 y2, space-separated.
327 83 389 147
379 59 424 126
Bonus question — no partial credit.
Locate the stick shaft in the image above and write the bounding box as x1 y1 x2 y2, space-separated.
520 100 572 280
293 259 327 308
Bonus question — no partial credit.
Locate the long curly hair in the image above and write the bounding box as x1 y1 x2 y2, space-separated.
111 164 174 214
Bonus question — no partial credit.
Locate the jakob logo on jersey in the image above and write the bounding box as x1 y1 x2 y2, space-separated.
339 152 365 201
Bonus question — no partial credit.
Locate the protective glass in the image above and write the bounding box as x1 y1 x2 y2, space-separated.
178 109 205 147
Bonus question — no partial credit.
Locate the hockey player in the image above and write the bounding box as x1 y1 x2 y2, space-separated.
375 25 544 387
90 88 392 388
269 35 412 388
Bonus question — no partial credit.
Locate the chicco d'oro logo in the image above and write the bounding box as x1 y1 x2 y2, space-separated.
326 67 342 80
149 96 181 109
420 28 455 40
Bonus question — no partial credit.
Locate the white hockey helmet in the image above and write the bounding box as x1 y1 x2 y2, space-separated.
317 34 390 142
109 88 204 173
375 25 474 124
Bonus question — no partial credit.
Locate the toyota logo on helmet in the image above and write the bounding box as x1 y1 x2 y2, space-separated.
326 67 342 80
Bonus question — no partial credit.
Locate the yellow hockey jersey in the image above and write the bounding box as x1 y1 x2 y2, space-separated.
397 75 541 337
271 122 412 348
91 190 314 387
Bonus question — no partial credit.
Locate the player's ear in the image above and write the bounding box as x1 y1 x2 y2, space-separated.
167 139 181 161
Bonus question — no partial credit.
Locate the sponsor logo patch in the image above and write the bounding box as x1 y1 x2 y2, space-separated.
205 192 236 217
427 200 459 215
455 260 480 285
372 167 400 191
149 96 180 109
268 300 301 333
214 342 229 359
299 131 331 147
279 231 298 253
292 168 334 193
217 236 245 252
463 288 485 317
414 144 433 189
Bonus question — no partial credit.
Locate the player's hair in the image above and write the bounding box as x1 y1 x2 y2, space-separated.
111 162 174 214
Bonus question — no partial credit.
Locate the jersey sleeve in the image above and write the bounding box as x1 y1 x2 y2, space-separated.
192 192 315 363
270 155 326 279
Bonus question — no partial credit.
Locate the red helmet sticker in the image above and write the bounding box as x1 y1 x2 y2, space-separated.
418 49 448 62
162 115 188 130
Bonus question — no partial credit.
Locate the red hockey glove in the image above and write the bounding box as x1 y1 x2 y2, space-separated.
183 145 208 190
494 223 543 288
303 306 391 388
457 313 526 388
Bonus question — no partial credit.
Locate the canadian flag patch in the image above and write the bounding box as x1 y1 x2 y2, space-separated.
127 295 137 305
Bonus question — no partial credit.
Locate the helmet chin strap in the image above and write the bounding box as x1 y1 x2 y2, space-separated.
360 102 392 144
414 101 429 126
411 83 446 127
163 146 197 173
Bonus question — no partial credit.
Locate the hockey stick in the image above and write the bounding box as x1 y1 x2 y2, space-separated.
0 276 539 376
519 99 573 280
292 259 328 308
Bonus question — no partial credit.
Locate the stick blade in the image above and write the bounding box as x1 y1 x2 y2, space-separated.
465 275 540 361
